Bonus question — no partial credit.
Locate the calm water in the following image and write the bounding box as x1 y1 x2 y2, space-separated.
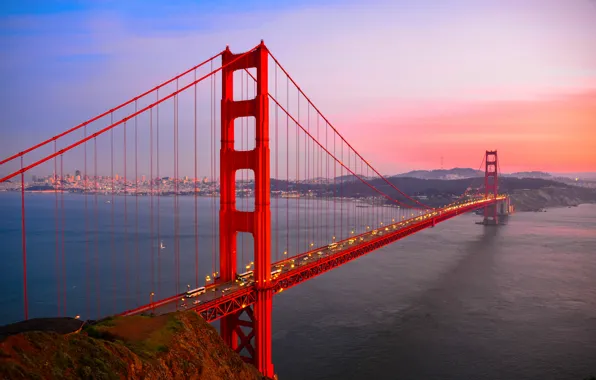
272 204 596 380
1 193 595 379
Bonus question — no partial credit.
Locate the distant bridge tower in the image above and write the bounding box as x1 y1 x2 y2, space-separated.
483 150 499 225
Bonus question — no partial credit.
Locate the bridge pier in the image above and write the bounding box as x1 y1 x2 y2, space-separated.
480 199 510 225
254 289 273 375
219 41 275 378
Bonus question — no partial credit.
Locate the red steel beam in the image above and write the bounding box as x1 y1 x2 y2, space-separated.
194 288 257 322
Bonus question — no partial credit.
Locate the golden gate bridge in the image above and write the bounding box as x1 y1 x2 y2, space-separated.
0 41 510 377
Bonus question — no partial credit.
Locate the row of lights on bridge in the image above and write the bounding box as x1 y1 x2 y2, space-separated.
143 203 484 310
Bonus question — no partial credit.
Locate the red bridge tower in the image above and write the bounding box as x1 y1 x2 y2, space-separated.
219 41 274 377
484 150 499 225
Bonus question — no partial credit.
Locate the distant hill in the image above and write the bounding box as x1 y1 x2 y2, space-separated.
551 172 596 180
272 175 576 205
505 171 552 179
392 168 482 180
333 174 375 183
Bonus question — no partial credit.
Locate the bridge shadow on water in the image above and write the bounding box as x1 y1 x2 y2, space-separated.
336 225 512 380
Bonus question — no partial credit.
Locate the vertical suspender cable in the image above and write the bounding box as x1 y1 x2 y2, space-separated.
150 107 154 295
110 113 115 313
54 141 60 316
194 69 199 288
157 90 161 297
241 71 245 271
275 62 279 262
286 75 289 258
20 157 28 320
60 155 66 316
124 120 128 310
135 100 139 305
84 126 89 317
174 80 179 301
94 138 100 318
211 60 215 281
296 88 300 254
307 103 310 250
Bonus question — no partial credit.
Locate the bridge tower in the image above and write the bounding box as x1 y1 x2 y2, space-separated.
483 150 499 225
219 41 274 377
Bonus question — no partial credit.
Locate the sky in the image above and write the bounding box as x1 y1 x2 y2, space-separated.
1 0 595 178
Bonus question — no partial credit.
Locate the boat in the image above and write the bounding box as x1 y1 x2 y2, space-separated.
160 241 166 249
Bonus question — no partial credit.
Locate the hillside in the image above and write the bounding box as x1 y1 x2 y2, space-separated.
0 311 270 380
509 186 596 211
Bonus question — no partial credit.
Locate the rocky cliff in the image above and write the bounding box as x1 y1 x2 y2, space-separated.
0 311 270 380
509 186 596 211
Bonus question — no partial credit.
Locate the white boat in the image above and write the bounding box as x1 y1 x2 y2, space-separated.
160 241 166 249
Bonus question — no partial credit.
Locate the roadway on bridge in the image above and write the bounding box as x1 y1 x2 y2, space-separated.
121 197 502 318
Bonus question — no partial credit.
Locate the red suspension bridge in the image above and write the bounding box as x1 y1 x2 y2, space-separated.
0 41 510 377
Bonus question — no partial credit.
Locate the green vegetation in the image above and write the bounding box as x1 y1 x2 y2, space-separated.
82 314 181 358
167 317 184 332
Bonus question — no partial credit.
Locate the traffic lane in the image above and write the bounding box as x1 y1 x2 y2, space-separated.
141 201 490 315
145 279 240 315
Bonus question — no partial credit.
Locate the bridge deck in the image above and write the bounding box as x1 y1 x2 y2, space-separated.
121 197 504 321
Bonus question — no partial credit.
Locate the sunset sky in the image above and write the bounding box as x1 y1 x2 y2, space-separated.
1 0 595 175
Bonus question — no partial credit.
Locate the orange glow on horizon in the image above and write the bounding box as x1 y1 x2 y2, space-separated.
339 89 596 173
